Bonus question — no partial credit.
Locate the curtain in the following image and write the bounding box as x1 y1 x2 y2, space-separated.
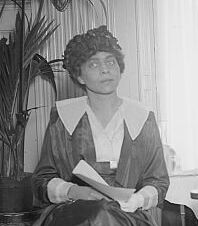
154 0 198 171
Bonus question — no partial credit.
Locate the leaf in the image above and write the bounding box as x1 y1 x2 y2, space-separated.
30 54 57 99
33 0 45 26
0 0 6 20
0 133 10 147
0 111 11 147
0 50 13 111
25 21 58 59
24 16 46 50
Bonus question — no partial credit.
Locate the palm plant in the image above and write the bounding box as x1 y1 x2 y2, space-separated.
0 0 60 180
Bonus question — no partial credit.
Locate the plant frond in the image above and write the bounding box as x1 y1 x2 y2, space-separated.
31 54 57 100
24 24 59 68
24 16 46 50
0 0 6 20
33 0 45 26
0 134 10 147
24 17 59 68
0 113 11 147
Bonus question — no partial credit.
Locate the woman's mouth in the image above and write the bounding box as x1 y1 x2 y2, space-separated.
101 79 114 83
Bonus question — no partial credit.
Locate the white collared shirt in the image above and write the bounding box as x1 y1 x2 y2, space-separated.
56 96 149 141
86 104 124 168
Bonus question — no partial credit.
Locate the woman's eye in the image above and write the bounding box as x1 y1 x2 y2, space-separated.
88 61 98 68
106 59 116 66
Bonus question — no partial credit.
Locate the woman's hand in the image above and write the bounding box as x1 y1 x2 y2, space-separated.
68 185 109 201
119 193 144 213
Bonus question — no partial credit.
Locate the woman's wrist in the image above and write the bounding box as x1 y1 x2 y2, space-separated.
67 184 79 201
47 178 75 203
137 185 158 209
133 193 144 209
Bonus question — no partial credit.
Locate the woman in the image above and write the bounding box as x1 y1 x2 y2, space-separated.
32 25 169 226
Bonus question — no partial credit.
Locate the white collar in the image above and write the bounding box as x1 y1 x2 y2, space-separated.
56 96 149 140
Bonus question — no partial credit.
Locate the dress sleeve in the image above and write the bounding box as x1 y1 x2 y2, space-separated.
32 107 74 206
32 107 60 205
138 111 170 207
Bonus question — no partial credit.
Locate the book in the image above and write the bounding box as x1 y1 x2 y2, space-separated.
190 189 198 199
72 160 135 202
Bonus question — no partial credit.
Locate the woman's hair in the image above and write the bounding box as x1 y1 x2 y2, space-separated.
63 25 125 86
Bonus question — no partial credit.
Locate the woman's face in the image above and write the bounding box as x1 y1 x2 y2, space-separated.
78 52 121 95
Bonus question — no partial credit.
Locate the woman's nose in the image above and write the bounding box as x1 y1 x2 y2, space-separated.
100 62 109 74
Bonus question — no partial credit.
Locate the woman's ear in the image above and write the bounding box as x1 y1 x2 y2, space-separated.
77 76 85 85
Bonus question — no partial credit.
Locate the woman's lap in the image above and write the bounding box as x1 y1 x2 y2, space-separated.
33 199 158 226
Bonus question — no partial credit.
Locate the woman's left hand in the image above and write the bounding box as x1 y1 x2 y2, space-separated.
119 193 144 213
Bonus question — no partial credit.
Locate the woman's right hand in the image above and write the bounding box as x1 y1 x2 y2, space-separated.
68 185 109 201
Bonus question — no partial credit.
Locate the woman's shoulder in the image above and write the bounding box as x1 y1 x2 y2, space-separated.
55 96 88 135
120 97 156 139
121 97 156 123
121 97 149 112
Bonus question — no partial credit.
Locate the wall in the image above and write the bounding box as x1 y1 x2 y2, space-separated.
0 1 31 36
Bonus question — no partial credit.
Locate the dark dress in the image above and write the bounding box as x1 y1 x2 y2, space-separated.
32 104 169 226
